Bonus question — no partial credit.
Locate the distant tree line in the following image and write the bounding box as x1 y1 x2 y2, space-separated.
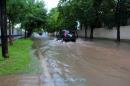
47 0 130 41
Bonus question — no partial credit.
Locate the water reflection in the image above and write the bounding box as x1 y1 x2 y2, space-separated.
33 37 87 86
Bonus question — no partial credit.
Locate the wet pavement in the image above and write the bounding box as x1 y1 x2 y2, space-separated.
0 37 130 86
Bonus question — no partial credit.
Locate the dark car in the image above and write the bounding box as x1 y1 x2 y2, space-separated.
38 32 43 36
57 30 77 42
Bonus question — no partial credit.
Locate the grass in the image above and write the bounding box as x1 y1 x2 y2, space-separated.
0 39 41 75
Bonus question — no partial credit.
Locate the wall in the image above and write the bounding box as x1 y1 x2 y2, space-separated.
78 26 130 40
0 29 24 44
0 29 23 36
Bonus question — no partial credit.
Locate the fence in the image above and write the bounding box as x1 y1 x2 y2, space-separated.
78 26 130 40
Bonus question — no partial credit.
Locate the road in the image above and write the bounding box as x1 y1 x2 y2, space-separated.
0 37 130 86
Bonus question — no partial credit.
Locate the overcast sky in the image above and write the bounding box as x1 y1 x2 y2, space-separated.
43 0 59 12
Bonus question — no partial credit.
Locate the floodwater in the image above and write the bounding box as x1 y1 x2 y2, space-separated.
0 36 130 86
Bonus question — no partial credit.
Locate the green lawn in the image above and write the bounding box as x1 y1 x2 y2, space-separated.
0 39 37 75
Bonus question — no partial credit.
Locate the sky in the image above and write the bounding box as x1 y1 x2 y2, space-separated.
43 0 59 12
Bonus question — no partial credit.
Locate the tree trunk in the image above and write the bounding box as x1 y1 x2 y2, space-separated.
116 0 121 42
80 24 83 30
27 28 33 38
85 25 87 39
20 29 23 36
8 19 13 45
0 0 9 58
11 23 14 38
90 26 94 39
24 29 27 38
117 25 120 42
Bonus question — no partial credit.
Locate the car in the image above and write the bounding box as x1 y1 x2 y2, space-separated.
38 32 43 36
57 30 77 42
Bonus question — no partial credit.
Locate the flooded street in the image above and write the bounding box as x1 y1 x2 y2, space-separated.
0 37 130 86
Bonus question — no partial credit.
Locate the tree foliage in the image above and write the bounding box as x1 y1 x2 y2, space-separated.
7 0 47 37
57 0 130 40
46 8 60 32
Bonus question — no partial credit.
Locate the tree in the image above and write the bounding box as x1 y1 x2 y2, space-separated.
7 0 26 44
0 0 9 58
102 0 130 42
58 0 77 30
97 0 130 42
7 0 47 38
115 0 129 42
101 0 115 29
21 1 47 37
46 8 60 32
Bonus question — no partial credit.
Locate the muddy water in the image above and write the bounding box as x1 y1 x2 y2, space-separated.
0 37 130 86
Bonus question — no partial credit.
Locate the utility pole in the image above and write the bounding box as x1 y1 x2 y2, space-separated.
0 0 9 58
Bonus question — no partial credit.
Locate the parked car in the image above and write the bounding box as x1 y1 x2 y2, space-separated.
57 30 77 42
